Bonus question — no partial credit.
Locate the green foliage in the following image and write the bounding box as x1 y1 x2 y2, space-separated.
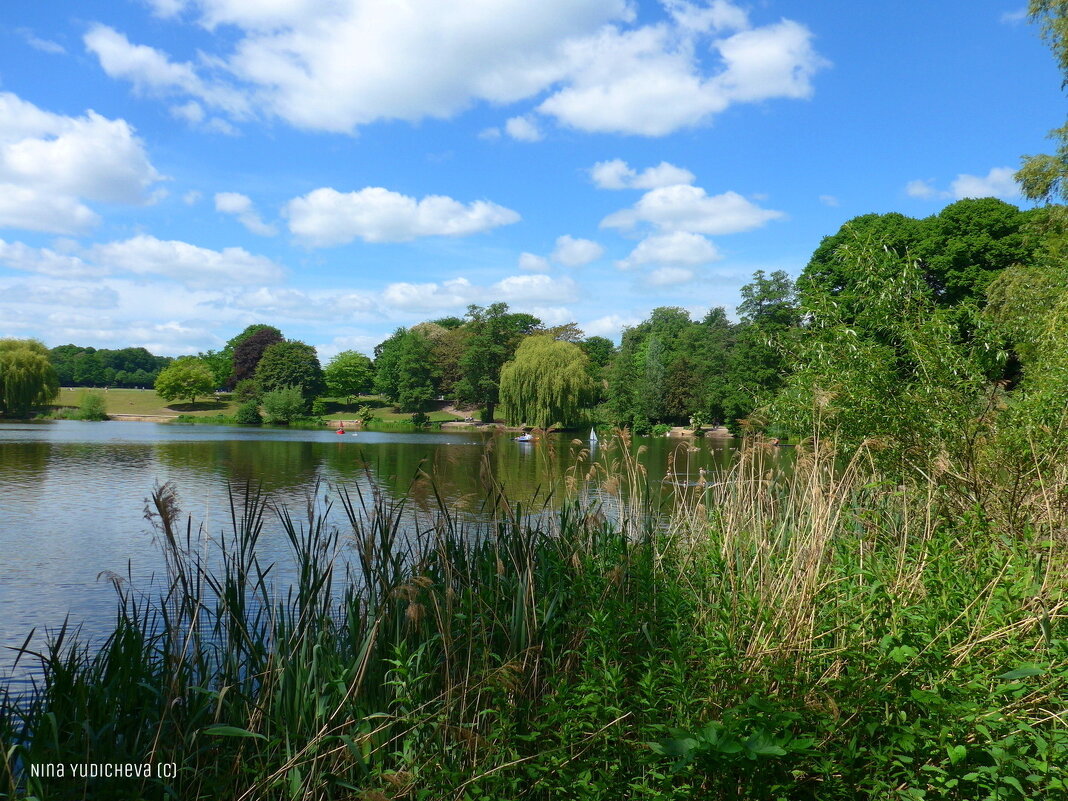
154 357 216 405
260 385 306 424
455 303 541 422
0 338 59 417
254 340 325 403
323 350 374 400
76 392 109 421
233 399 262 425
232 378 260 403
499 335 597 428
1018 3 1068 205
373 328 438 412
49 344 170 388
769 240 1001 465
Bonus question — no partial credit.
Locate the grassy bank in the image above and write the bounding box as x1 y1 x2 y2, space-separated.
50 387 238 418
2 440 1067 800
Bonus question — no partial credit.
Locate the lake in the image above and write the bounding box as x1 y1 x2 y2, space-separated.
0 420 751 689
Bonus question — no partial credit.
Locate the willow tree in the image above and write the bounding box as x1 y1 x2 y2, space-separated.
499 335 596 429
0 339 59 417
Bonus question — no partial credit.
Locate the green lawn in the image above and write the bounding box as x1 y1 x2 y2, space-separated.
51 389 468 423
54 387 238 417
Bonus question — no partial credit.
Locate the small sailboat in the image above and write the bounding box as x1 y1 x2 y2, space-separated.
589 427 598 445
514 433 535 442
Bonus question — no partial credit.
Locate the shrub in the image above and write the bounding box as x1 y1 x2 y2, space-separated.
76 393 108 421
234 399 262 426
310 398 327 417
261 385 305 424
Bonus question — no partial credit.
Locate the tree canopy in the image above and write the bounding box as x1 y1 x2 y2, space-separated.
499 335 596 429
0 339 59 417
324 350 374 400
154 357 216 405
255 341 325 404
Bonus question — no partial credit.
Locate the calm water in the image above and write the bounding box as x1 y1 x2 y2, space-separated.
0 420 745 687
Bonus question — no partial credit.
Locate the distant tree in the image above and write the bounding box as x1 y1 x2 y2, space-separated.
455 303 541 422
499 336 596 429
324 350 374 401
154 357 216 405
230 326 284 388
255 341 325 405
198 348 232 389
0 339 59 417
374 329 438 411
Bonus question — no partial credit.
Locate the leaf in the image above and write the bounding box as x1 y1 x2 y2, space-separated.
203 725 267 740
997 666 1045 680
947 745 967 765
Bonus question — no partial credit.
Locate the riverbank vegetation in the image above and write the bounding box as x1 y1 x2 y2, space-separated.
3 432 1067 800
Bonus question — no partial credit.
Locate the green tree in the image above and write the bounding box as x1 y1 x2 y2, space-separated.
499 335 596 429
455 303 540 422
255 341 326 406
0 339 59 417
154 357 216 405
579 336 615 368
324 350 374 401
374 329 438 412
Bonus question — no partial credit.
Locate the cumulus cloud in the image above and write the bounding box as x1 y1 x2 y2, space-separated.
87 1 826 137
518 252 550 272
551 235 604 267
285 187 520 246
601 185 784 235
906 167 1021 201
583 313 642 338
84 24 249 118
0 239 105 278
215 191 277 236
647 266 695 286
4 282 119 309
950 167 1021 200
616 231 721 270
381 273 578 312
494 273 579 302
0 92 162 234
505 115 543 142
90 235 285 286
590 159 696 190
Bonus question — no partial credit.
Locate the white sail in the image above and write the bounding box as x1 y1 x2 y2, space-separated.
589 427 598 444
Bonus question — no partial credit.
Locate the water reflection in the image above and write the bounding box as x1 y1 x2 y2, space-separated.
0 421 756 687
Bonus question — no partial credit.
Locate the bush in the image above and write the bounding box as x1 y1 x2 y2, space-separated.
310 398 328 417
232 379 260 403
410 411 431 428
261 386 305 424
234 399 262 426
76 393 108 421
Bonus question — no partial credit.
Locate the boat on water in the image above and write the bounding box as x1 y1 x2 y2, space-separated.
590 427 598 444
514 433 536 442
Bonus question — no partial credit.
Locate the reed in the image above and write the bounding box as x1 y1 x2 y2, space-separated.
2 435 1067 800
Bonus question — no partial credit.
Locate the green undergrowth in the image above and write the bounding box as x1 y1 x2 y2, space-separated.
2 442 1067 800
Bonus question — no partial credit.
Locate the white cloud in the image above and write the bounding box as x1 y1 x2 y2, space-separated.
215 191 277 236
616 231 721 270
0 92 162 234
583 313 641 339
382 277 480 311
819 194 839 207
906 179 943 200
518 252 550 272
183 190 202 205
285 186 520 246
647 266 695 286
4 282 119 309
478 127 502 141
906 168 1021 201
950 167 1021 200
84 24 249 117
505 115 543 142
18 29 66 54
1000 8 1028 25
590 158 696 190
551 234 604 267
91 235 285 286
601 185 784 235
0 239 104 278
493 273 579 302
89 1 825 137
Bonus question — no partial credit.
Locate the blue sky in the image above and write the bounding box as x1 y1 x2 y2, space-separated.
0 0 1060 358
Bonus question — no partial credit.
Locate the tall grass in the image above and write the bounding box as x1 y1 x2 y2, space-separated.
2 435 1067 800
